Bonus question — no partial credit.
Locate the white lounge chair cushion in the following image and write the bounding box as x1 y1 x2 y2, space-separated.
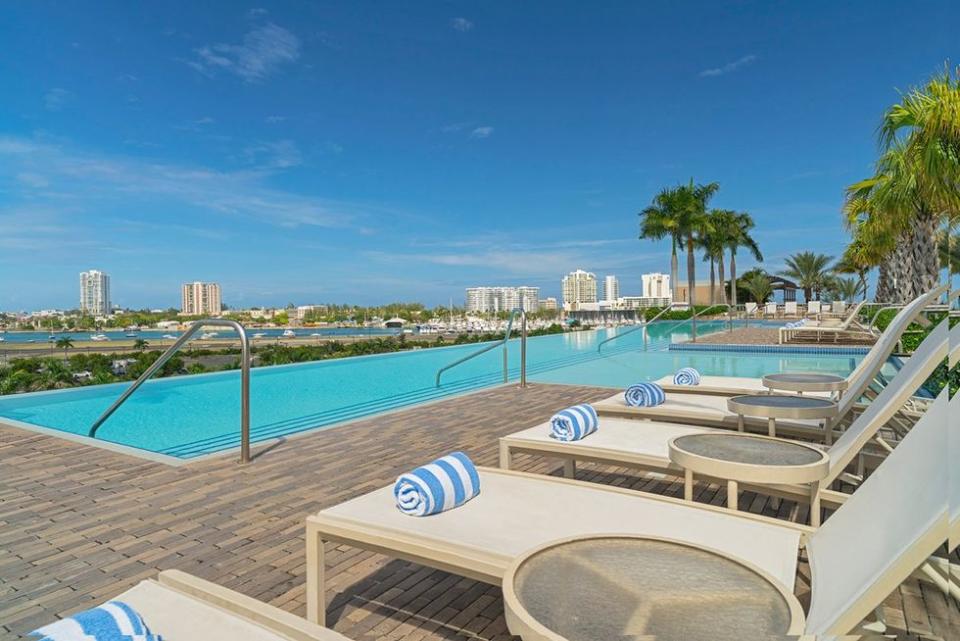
507 416 715 462
595 392 824 430
118 580 352 641
321 468 802 590
655 375 831 397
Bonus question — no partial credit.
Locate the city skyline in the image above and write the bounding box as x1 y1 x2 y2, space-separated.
1 3 953 309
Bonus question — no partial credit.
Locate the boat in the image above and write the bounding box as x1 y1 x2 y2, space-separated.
252 332 266 339
310 332 322 337
125 332 138 338
282 329 296 338
90 334 109 341
199 332 218 340
162 334 177 339
0 337 5 342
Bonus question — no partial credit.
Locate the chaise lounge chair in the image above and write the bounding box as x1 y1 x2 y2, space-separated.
779 299 871 343
657 287 952 397
305 390 949 639
32 570 353 641
594 287 945 439
499 320 950 525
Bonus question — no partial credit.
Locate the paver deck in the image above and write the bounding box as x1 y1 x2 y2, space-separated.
0 383 954 640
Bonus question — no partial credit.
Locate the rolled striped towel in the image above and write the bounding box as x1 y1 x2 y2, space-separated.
549 403 599 441
624 382 666 407
394 451 481 517
30 601 159 641
673 367 701 386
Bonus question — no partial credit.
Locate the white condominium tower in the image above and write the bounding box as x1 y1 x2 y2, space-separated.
561 269 597 309
465 286 540 313
642 272 672 299
79 269 111 316
181 281 222 316
602 275 620 302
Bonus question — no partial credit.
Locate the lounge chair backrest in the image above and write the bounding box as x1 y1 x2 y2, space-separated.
807 301 821 314
804 390 949 636
765 302 776 314
784 301 797 315
825 320 948 484
949 323 959 552
745 302 757 314
832 301 846 314
836 286 946 416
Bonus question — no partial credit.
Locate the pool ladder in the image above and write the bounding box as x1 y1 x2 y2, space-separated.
435 307 527 388
88 319 253 463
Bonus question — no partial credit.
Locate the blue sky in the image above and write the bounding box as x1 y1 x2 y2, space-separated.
0 2 954 310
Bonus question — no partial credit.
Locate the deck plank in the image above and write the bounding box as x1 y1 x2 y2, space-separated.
0 382 954 640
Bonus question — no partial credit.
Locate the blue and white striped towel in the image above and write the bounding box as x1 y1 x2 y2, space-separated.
394 451 481 517
31 601 159 641
673 367 701 386
785 319 807 329
624 382 666 407
549 403 599 441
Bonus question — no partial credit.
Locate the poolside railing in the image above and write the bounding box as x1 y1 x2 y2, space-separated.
88 319 253 463
435 308 525 388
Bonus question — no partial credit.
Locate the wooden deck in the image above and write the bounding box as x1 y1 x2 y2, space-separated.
0 383 954 640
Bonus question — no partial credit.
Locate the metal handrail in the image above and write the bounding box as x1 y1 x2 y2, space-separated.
88 319 252 463
596 303 679 353
436 308 521 387
661 303 732 344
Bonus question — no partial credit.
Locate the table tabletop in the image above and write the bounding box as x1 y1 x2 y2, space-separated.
762 372 848 393
503 535 803 641
727 394 838 420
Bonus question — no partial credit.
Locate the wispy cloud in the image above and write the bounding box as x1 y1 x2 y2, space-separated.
44 88 72 111
188 23 300 82
0 136 372 231
699 54 757 77
451 17 473 32
470 126 494 139
241 139 302 168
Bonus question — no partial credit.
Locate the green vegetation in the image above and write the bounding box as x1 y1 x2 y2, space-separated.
842 63 958 304
742 273 773 304
779 251 835 302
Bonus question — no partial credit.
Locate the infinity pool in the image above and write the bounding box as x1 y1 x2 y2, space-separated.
0 321 867 459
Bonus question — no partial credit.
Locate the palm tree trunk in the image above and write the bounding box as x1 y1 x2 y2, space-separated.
875 259 894 303
908 208 941 297
686 238 696 308
670 236 679 302
717 255 726 305
708 258 716 305
729 249 737 307
884 232 916 303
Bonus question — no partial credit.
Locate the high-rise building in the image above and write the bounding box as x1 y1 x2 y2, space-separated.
465 286 540 313
561 269 597 310
538 297 558 311
642 273 672 299
79 270 111 316
602 275 620 302
181 282 222 316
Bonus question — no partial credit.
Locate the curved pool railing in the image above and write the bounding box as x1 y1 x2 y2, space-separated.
435 308 522 387
88 318 252 463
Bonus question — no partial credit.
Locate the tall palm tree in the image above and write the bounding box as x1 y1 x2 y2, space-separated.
721 211 762 307
834 237 876 302
678 179 719 308
938 230 960 275
133 338 149 353
830 276 863 303
780 252 834 302
701 209 733 305
639 187 685 301
55 337 74 363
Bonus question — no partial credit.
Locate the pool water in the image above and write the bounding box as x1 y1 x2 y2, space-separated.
0 321 866 458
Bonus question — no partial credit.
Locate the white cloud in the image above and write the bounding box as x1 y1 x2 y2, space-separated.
265 115 287 123
242 139 302 168
0 136 369 230
451 17 473 32
470 126 494 139
44 88 71 111
189 23 300 82
699 54 758 77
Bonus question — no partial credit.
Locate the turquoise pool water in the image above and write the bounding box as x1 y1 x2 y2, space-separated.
0 321 866 459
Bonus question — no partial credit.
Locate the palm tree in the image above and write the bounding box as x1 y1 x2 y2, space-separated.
879 64 960 221
834 237 876 302
844 142 940 303
639 187 685 301
133 338 149 353
780 252 834 302
830 276 863 303
743 273 773 304
677 180 719 308
719 211 762 307
938 230 960 275
701 210 732 305
55 337 74 363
